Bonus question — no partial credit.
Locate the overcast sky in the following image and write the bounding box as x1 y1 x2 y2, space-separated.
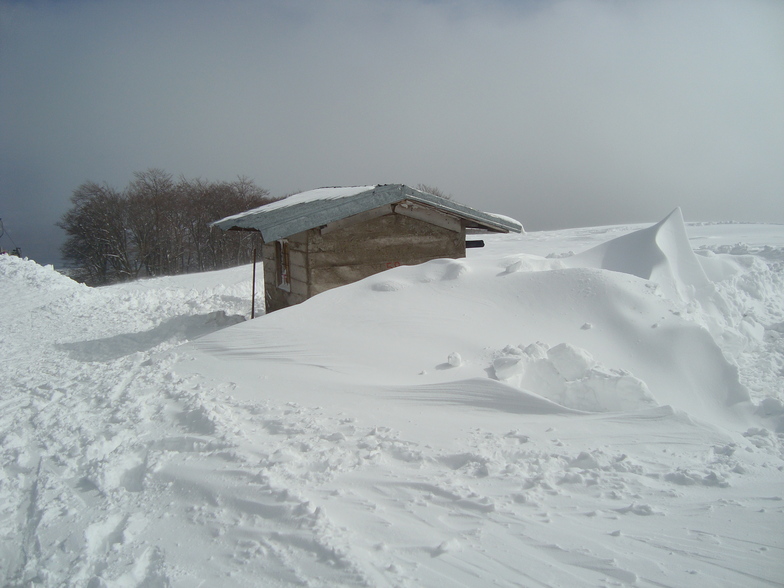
2 0 783 266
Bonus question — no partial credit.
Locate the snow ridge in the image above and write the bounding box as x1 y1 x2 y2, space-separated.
567 207 713 303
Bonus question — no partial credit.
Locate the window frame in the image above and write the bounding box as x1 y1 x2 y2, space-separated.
275 239 291 291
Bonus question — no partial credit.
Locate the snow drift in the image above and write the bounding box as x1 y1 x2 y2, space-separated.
188 209 752 427
566 207 714 303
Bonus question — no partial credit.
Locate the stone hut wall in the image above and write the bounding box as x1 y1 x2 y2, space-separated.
264 210 465 313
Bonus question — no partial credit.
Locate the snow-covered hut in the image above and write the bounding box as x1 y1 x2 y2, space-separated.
211 184 523 313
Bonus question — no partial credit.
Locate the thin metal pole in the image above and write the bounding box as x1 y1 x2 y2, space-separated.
251 247 257 319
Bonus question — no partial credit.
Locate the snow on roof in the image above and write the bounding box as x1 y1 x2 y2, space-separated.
215 185 376 225
211 184 523 242
485 212 524 233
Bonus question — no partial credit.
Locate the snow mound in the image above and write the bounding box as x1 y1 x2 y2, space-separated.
491 342 657 412
420 258 471 281
567 208 713 303
0 254 85 298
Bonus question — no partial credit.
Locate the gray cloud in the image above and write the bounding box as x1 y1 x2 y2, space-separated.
2 0 783 265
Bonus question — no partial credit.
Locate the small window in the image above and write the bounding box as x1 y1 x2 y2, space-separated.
276 239 291 291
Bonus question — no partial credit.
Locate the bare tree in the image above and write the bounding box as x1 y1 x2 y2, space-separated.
59 170 275 284
58 182 133 285
188 177 270 270
125 168 178 277
415 184 452 200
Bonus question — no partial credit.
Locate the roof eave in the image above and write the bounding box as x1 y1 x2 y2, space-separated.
402 186 522 234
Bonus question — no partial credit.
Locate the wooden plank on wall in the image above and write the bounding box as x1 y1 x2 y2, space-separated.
311 214 460 250
312 236 462 268
312 232 447 253
393 203 462 233
320 205 394 235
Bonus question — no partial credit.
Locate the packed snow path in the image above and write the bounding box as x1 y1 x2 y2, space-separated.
1 217 783 587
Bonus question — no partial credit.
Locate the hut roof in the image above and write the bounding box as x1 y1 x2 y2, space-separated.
211 184 523 243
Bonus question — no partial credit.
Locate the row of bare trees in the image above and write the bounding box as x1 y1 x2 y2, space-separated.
59 169 274 285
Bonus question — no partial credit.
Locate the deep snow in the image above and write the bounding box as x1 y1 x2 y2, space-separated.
1 213 782 587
